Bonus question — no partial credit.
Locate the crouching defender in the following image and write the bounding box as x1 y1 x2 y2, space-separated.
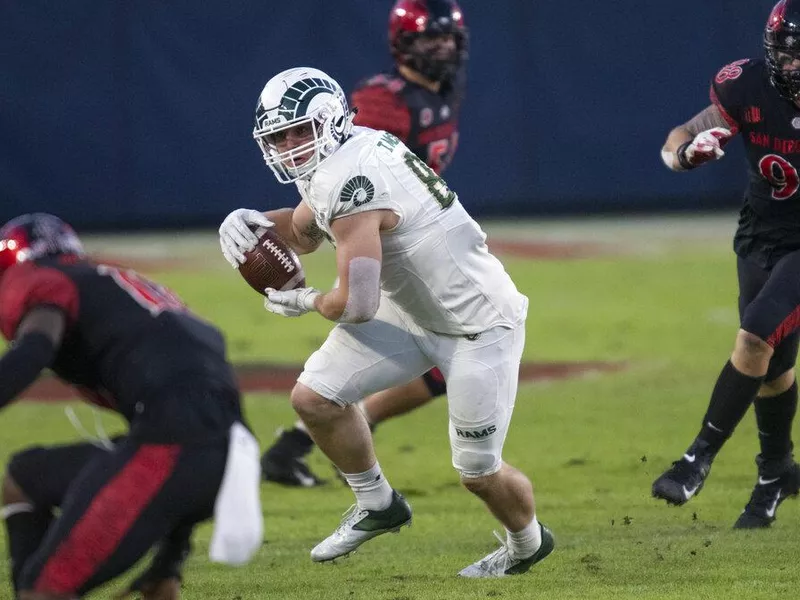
0 213 262 599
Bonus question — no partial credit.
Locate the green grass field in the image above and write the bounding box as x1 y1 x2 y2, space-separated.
2 214 798 599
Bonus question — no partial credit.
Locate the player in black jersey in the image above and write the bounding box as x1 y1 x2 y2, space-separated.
652 0 800 528
351 0 466 175
0 214 261 599
259 0 467 487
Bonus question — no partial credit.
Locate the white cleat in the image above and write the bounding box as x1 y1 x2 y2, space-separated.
458 524 555 578
310 490 412 562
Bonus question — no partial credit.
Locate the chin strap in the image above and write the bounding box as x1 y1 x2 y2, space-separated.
317 111 357 164
344 108 357 130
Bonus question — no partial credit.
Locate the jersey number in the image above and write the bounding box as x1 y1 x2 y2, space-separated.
98 265 184 315
426 132 459 174
758 154 800 200
404 151 456 209
714 59 749 84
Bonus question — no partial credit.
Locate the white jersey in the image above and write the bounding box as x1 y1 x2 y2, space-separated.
296 126 527 335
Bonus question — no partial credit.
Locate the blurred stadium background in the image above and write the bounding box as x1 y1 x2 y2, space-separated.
2 2 798 599
0 0 775 227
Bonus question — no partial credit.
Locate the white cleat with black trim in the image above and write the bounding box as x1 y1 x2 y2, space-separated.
310 490 412 562
458 524 555 578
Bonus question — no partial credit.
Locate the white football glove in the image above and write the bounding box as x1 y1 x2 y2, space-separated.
219 209 275 268
264 287 321 318
678 127 733 169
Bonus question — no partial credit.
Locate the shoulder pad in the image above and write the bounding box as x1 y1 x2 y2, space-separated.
355 72 406 95
713 58 762 87
710 58 764 128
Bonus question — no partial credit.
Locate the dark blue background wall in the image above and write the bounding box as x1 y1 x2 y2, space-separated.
0 1 776 228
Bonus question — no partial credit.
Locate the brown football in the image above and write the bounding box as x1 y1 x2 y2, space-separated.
238 227 305 295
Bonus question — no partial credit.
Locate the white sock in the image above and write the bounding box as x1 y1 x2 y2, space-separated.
506 516 541 559
343 462 393 511
294 419 308 433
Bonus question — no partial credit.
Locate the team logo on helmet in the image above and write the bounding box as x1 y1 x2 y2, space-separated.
340 176 375 207
277 77 339 122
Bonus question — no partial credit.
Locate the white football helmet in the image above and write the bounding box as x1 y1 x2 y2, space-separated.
253 67 354 184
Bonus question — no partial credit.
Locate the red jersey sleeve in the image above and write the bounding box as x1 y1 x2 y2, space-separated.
351 85 412 143
708 58 756 134
0 263 79 340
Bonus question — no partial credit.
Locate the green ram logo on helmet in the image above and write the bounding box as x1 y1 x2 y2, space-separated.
278 77 339 121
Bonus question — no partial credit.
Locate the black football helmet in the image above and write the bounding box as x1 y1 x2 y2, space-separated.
0 213 84 276
765 0 800 101
389 0 468 83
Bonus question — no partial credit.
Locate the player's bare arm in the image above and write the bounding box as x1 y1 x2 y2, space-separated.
312 209 395 323
0 306 64 409
258 205 314 254
663 104 730 153
260 203 325 256
262 209 393 321
290 202 326 254
662 104 735 171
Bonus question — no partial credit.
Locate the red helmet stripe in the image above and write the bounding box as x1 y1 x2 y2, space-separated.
768 0 788 31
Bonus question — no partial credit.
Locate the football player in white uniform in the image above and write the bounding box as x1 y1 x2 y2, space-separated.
219 67 554 577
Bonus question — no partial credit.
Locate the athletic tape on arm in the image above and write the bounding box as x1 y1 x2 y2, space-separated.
338 257 381 323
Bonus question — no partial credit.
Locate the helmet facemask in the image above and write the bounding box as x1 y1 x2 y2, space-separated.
765 0 800 101
766 42 800 101
389 0 468 84
254 79 354 184
393 29 468 84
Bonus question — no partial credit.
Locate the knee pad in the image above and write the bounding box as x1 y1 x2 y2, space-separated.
450 421 504 478
448 399 510 479
453 447 502 479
